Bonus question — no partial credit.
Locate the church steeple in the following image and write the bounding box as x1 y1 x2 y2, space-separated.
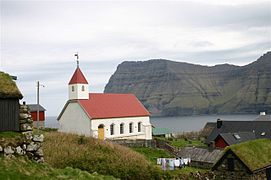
68 54 89 100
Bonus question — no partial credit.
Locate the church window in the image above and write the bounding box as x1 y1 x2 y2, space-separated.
120 123 124 134
138 122 142 132
82 85 85 91
72 86 75 92
129 123 133 133
110 124 114 135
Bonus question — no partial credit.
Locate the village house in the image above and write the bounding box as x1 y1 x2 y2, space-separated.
28 104 46 128
214 132 256 149
0 72 23 132
212 139 271 179
205 119 271 147
57 64 152 141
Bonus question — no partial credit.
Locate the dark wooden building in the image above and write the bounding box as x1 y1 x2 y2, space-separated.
0 72 23 132
206 119 271 146
212 139 271 179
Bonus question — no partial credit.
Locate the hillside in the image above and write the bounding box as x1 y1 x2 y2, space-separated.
104 52 271 116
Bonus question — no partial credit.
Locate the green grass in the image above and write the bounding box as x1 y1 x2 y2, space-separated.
131 147 171 164
169 138 206 148
0 157 116 180
0 131 21 138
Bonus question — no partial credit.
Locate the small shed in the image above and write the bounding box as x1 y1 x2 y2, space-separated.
0 72 23 132
28 104 46 128
152 127 172 138
212 139 271 179
214 132 256 149
177 147 223 168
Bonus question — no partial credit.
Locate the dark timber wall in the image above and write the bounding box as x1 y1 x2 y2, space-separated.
0 99 19 131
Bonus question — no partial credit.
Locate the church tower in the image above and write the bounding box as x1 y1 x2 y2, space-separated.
68 54 89 100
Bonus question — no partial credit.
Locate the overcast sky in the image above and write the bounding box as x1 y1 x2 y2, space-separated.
1 0 271 116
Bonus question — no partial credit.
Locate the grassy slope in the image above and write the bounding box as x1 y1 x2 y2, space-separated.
43 132 163 180
0 157 116 180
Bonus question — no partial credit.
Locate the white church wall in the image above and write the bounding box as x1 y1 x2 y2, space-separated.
91 116 152 140
68 84 89 100
58 102 91 136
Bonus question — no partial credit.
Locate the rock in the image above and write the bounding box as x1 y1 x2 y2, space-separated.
0 146 3 152
22 144 27 150
34 148 44 157
26 118 33 123
20 124 32 131
4 146 14 155
20 107 28 113
22 131 33 140
19 119 27 124
33 134 44 142
26 142 40 152
36 157 44 163
15 146 25 155
19 113 28 119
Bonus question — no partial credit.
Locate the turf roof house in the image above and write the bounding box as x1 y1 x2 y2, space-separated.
212 139 271 179
0 72 23 131
58 65 152 141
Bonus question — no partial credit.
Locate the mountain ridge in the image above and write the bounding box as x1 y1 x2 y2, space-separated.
104 52 271 116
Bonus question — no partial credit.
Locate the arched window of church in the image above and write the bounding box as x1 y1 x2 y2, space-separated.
138 122 142 132
120 123 124 134
72 86 75 92
82 85 85 91
110 124 114 135
129 123 133 133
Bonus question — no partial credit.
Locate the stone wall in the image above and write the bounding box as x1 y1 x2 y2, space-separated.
0 103 44 162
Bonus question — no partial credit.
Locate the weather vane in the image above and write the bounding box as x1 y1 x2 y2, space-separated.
75 52 79 67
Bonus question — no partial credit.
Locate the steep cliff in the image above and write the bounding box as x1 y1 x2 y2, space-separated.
104 52 271 116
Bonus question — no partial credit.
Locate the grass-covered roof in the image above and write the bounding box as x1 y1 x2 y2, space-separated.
0 71 23 99
227 139 271 172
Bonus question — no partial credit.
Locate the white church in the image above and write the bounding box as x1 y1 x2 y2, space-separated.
57 62 152 141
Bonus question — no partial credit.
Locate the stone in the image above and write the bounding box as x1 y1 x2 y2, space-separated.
20 108 28 113
34 148 44 157
15 146 25 155
33 134 44 142
0 146 2 152
4 146 14 155
19 113 28 119
20 124 32 131
22 144 27 150
36 157 44 163
26 142 40 152
26 118 33 123
22 131 33 140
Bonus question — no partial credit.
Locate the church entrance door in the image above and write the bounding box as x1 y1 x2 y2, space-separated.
98 124 105 140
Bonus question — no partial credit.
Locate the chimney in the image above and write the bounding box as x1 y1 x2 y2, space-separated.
217 119 222 129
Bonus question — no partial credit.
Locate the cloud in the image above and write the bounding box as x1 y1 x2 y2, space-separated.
1 0 270 115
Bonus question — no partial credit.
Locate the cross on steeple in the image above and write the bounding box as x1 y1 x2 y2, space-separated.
75 53 79 68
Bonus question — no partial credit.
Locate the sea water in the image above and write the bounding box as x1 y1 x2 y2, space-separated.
45 114 258 133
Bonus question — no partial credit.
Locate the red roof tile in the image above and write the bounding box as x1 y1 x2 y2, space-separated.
78 93 150 119
68 67 88 85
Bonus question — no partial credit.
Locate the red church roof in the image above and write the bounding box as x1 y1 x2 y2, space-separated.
78 93 150 119
68 67 88 85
